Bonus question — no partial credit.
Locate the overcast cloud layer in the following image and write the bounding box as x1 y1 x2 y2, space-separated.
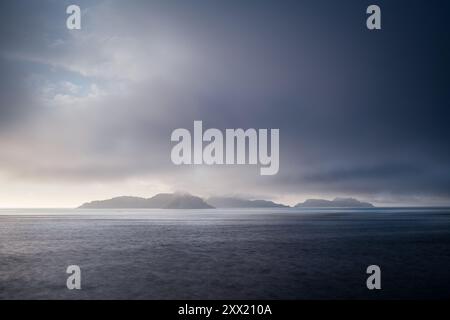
0 0 449 207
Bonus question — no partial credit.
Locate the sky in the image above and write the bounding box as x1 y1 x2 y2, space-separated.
0 0 449 207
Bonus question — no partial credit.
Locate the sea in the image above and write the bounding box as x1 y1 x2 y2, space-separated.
0 208 449 299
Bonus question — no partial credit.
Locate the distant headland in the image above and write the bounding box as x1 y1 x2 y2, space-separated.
78 193 374 209
79 193 213 209
295 197 374 208
207 196 288 208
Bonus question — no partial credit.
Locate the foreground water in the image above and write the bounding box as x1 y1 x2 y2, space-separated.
0 208 449 299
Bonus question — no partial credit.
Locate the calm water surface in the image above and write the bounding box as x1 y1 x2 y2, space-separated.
0 208 449 299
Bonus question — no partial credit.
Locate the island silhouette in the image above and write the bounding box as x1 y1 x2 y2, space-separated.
295 197 374 208
79 193 374 209
79 193 213 209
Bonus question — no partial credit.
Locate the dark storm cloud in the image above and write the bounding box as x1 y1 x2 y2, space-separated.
0 0 92 126
0 60 32 126
0 0 449 205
